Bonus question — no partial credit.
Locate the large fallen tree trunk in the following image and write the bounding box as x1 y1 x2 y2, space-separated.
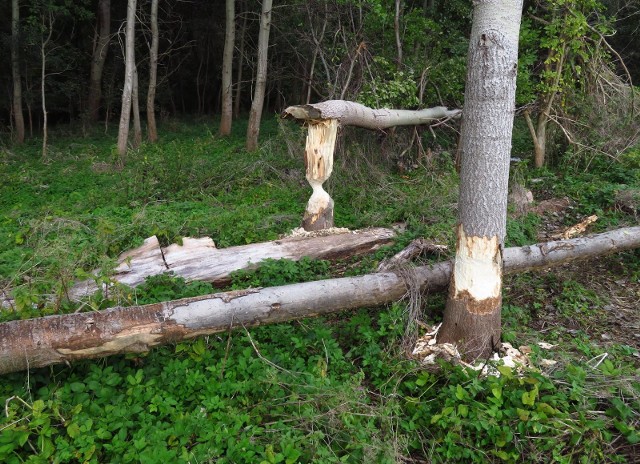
69 228 396 300
1 226 638 375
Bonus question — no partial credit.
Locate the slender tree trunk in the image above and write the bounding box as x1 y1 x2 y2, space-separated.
41 13 53 160
146 0 159 142
117 0 137 163
219 0 235 135
233 4 247 118
394 0 403 68
246 0 273 152
438 0 523 361
132 64 142 148
11 0 25 144
87 0 111 123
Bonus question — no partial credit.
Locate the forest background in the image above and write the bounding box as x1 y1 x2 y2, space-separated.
1 0 640 462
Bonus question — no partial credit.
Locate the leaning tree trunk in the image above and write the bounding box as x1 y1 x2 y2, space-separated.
438 0 523 361
87 0 111 123
11 0 25 144
146 0 159 142
116 0 137 164
245 0 272 152
1 226 638 374
219 0 235 135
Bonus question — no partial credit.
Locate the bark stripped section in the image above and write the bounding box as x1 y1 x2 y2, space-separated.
302 119 338 231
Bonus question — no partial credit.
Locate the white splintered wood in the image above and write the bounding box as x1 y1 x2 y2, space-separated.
453 226 501 300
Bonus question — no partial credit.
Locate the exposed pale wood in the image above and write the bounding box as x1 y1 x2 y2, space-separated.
302 119 338 231
2 226 638 374
69 228 397 300
283 100 460 130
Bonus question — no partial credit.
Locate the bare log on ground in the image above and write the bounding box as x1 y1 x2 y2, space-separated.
1 226 638 375
282 100 461 130
69 228 396 300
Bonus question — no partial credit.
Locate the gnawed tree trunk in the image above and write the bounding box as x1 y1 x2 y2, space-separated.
302 119 338 230
87 0 111 123
1 226 638 374
285 100 460 231
69 227 396 300
116 0 137 163
219 0 235 136
283 100 460 130
246 0 272 152
438 0 523 361
146 0 159 142
11 0 25 144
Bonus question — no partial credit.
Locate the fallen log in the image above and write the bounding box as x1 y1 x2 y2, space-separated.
1 226 639 375
69 227 396 300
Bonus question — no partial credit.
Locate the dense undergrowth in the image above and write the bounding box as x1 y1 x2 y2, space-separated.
0 118 639 462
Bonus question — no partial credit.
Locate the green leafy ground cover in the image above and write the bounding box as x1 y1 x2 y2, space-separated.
0 119 639 462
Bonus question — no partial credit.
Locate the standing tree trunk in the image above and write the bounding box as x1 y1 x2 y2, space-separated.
233 2 247 119
11 0 25 144
246 0 272 152
132 65 142 148
394 0 403 68
438 0 523 361
219 0 235 135
87 0 111 123
146 0 159 142
117 0 137 164
40 12 53 159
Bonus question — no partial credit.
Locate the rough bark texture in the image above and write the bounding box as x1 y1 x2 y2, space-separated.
146 0 159 142
1 226 638 374
116 0 137 160
87 0 111 123
302 119 338 231
283 100 460 130
11 0 25 144
439 0 523 360
219 0 235 135
132 65 142 148
69 228 396 300
245 0 272 151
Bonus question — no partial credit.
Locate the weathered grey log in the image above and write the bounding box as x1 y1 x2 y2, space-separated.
1 226 638 375
283 100 461 130
69 228 396 300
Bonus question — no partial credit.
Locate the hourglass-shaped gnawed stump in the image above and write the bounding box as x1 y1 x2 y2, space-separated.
302 118 338 231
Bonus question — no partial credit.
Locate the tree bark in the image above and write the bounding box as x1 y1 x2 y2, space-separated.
394 0 403 68
1 226 638 374
219 0 235 135
233 3 247 119
132 65 142 148
146 0 159 142
246 0 272 152
87 0 111 123
69 227 397 300
283 100 460 130
11 0 25 144
40 13 53 159
438 0 523 361
116 0 137 164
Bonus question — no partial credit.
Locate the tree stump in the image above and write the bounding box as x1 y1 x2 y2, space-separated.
302 119 338 231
